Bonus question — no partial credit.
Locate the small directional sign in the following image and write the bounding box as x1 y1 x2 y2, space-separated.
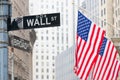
9 35 31 52
8 13 60 31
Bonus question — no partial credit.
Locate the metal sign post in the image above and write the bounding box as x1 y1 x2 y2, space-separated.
0 0 11 80
11 47 14 80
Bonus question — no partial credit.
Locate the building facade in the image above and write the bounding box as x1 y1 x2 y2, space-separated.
112 0 120 58
11 0 29 18
56 46 79 80
113 0 120 51
112 0 120 75
8 0 36 80
81 0 100 26
99 0 114 39
113 0 120 37
30 0 79 80
56 45 93 80
82 0 114 39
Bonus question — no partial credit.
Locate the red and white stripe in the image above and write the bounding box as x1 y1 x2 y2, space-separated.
108 59 119 80
75 23 105 80
93 41 119 80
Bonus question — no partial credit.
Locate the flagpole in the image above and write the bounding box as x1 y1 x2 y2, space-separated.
72 0 75 69
72 0 75 44
72 0 79 70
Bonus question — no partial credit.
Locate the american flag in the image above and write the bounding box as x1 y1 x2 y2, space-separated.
74 11 105 80
92 37 120 80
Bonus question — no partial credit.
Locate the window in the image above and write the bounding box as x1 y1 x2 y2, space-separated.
101 0 103 5
46 36 48 40
36 75 39 79
41 68 44 72
41 50 44 53
104 0 105 4
41 56 44 59
52 56 54 60
52 75 55 79
66 19 68 25
36 56 38 59
46 56 49 60
52 45 55 47
52 51 55 54
57 47 59 50
116 10 117 17
104 19 106 26
36 62 38 66
46 68 49 72
47 75 49 79
118 0 119 5
46 30 48 34
41 36 44 40
52 5 54 9
36 68 39 72
57 52 59 54
119 20 120 27
113 19 114 25
36 50 38 53
101 10 103 17
118 8 120 15
36 44 38 46
46 5 48 9
119 30 120 34
52 63 55 66
41 75 44 79
46 45 49 47
104 8 106 15
101 21 103 27
66 45 68 49
66 34 68 43
52 37 54 40
53 69 55 73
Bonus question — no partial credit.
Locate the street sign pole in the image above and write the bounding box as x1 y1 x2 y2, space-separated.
11 47 14 80
0 0 11 80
